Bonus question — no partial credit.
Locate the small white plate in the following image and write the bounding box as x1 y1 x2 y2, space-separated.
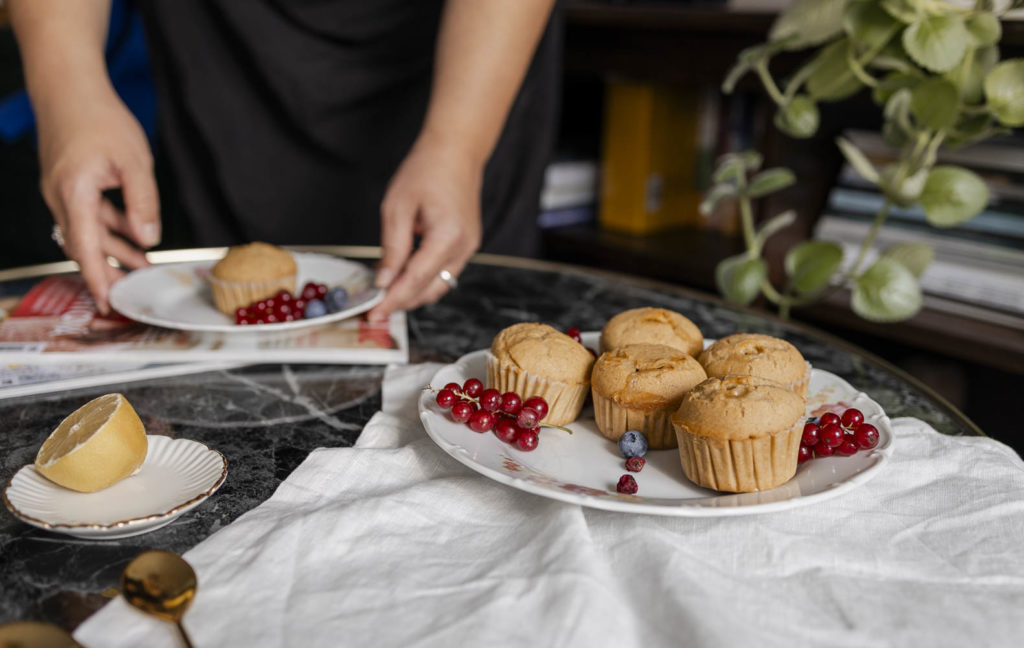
418 333 893 517
109 252 383 333
3 436 227 539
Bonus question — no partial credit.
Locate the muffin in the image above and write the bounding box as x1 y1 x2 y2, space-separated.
698 333 810 397
600 307 703 357
591 344 707 449
208 242 297 315
672 375 805 493
486 323 595 426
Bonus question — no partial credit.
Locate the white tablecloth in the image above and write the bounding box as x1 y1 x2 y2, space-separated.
75 363 1024 648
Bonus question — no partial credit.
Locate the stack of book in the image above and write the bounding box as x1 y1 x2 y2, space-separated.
815 129 1024 326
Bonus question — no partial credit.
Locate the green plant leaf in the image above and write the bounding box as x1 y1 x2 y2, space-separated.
909 77 960 130
903 14 969 73
836 137 881 184
755 210 797 248
881 242 934 278
713 151 764 183
984 59 1024 126
774 96 820 138
880 0 921 24
880 164 928 206
770 0 846 50
919 165 989 226
844 0 901 50
716 255 766 306
806 39 865 101
748 168 797 198
785 241 843 295
872 71 923 104
966 12 1001 47
852 258 923 322
946 111 1008 148
946 45 999 104
699 184 738 216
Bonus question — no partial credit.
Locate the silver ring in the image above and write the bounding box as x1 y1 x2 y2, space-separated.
438 269 458 290
51 224 66 249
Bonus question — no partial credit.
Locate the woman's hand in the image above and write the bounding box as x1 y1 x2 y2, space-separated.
367 131 483 321
38 86 159 314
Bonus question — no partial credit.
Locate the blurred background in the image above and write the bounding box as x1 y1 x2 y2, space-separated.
1 0 1022 450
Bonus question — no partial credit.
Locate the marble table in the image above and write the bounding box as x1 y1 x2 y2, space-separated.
0 248 980 632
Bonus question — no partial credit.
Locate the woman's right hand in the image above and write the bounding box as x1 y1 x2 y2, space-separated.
36 86 160 314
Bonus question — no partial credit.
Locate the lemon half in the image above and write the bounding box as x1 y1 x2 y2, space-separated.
34 393 148 493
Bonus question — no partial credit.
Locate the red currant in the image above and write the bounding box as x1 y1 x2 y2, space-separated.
254 300 269 313
515 429 539 451
436 389 456 410
523 397 549 420
235 308 249 325
854 423 879 449
836 436 859 456
820 423 844 448
443 382 463 395
566 327 582 343
798 445 813 463
478 389 502 413
801 422 820 447
468 410 496 433
276 290 293 303
451 401 475 423
315 283 328 299
616 474 638 494
462 378 484 398
814 439 835 457
301 282 320 301
493 418 518 444
265 313 279 324
516 407 539 429
500 392 523 416
841 408 864 429
819 412 841 427
625 456 645 472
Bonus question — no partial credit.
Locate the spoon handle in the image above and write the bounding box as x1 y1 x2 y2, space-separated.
176 621 196 648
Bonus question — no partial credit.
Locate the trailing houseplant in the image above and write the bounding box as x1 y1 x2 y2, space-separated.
704 0 1024 321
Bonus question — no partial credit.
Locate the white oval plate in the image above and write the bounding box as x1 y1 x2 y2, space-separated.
109 252 383 333
3 436 227 539
418 333 893 517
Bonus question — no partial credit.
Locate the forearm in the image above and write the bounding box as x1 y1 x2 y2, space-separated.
8 0 114 125
421 0 556 165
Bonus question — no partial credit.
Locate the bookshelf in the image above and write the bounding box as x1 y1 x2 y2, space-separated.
542 1 1024 431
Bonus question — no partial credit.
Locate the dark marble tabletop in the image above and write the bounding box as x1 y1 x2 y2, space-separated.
0 250 979 632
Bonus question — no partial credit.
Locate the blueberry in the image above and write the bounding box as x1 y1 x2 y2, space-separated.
303 298 327 319
618 430 648 458
324 287 349 313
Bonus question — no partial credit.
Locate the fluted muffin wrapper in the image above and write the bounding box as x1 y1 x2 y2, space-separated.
592 391 677 449
208 273 297 316
673 416 803 493
486 353 589 426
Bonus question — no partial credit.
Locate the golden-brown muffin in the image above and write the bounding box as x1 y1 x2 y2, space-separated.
486 322 595 426
698 333 810 397
591 344 706 449
671 375 805 493
600 307 703 357
208 242 297 315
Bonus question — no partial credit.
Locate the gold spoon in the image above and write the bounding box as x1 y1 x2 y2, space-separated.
0 621 83 648
121 550 197 648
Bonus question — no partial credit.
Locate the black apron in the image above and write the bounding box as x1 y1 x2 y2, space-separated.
139 0 562 258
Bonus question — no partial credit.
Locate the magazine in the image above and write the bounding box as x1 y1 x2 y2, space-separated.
0 274 409 398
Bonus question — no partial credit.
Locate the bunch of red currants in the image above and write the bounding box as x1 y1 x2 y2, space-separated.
434 378 553 452
798 407 880 463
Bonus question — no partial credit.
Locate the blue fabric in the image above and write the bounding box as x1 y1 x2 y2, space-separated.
0 0 156 143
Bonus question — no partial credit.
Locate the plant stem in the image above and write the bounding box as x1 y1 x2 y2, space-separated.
755 59 787 106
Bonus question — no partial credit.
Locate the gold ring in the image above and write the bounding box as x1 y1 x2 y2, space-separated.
50 224 66 249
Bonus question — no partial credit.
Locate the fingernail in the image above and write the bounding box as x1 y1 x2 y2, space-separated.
375 268 395 288
142 223 161 247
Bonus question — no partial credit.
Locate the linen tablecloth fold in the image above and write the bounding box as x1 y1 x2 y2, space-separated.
75 363 1024 648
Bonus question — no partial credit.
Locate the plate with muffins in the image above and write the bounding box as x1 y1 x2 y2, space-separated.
109 243 384 332
418 310 893 516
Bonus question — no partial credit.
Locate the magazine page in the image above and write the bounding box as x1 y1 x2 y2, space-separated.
0 274 409 367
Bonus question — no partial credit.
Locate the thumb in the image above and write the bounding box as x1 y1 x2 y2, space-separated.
121 160 161 248
376 197 416 289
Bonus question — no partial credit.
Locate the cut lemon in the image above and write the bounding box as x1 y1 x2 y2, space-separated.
34 393 148 493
